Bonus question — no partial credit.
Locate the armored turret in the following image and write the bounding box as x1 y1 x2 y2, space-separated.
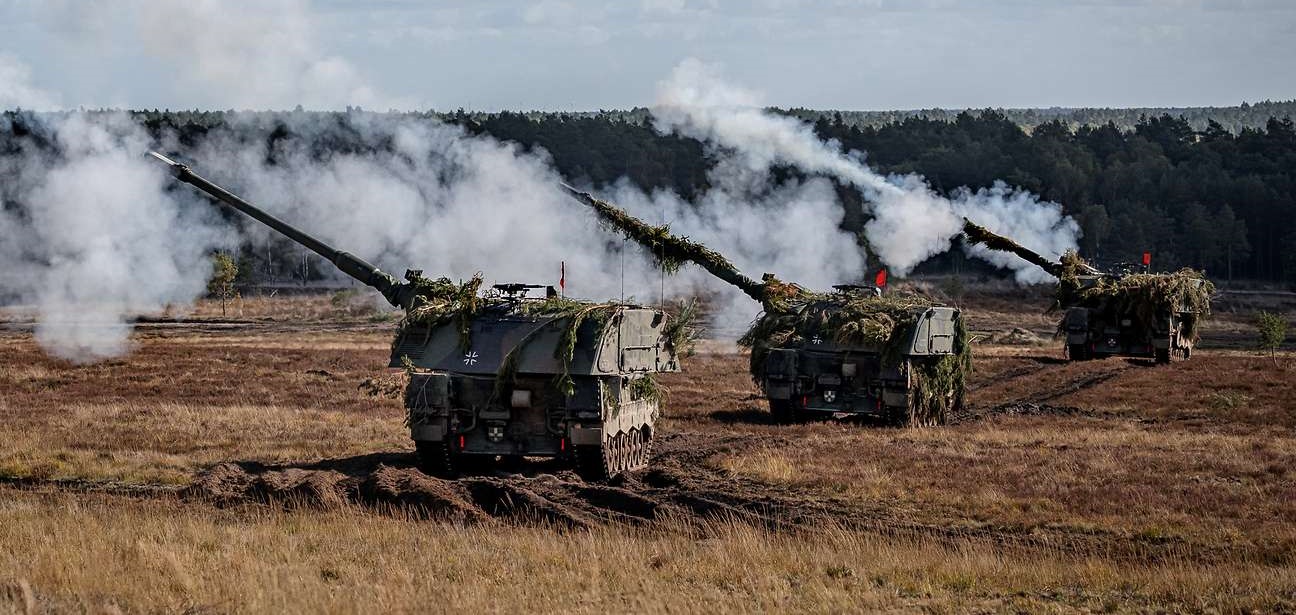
562 185 968 426
962 218 1214 363
152 153 684 480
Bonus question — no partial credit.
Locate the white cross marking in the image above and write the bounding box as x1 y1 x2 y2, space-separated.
463 351 479 365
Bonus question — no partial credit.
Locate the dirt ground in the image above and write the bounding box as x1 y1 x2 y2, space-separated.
0 293 1293 613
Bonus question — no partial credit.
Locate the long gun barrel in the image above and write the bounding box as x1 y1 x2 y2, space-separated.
559 184 767 303
961 218 1099 278
149 151 416 309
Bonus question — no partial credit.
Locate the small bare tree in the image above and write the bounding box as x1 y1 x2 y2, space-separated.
208 252 239 317
1255 311 1288 364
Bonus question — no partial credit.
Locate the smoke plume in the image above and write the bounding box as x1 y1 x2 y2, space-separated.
651 59 1079 284
167 114 660 302
0 113 230 361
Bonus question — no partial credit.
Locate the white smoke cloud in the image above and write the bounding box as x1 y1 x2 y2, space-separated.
652 58 1079 284
1 113 231 361
0 53 60 110
163 114 661 303
145 108 864 335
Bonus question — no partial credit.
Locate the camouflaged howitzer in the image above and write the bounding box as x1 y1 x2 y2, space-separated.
561 185 968 427
962 218 1214 363
151 152 682 480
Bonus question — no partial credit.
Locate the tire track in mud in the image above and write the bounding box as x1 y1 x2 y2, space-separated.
1021 363 1137 405
958 360 1138 423
0 475 182 498
965 361 1058 393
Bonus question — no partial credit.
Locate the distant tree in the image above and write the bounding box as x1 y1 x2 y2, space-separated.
208 252 239 317
1256 311 1288 363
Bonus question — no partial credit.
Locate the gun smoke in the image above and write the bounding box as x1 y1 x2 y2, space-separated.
0 112 231 361
2 14 1081 362
652 59 1080 284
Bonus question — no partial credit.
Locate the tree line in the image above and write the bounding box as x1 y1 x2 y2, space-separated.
465 109 1295 284
3 106 1294 285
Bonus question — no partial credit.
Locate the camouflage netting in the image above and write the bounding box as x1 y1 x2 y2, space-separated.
1058 262 1216 342
573 188 971 412
392 268 686 402
399 273 485 351
963 218 1215 342
738 288 937 375
737 282 971 420
915 315 972 419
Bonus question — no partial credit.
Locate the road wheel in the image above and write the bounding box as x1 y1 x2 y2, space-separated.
626 428 650 471
1067 344 1089 361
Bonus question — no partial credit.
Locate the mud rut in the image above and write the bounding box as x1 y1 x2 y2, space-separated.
955 358 1139 422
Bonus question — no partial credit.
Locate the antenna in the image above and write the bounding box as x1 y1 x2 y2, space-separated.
659 240 666 308
620 236 626 304
658 211 668 307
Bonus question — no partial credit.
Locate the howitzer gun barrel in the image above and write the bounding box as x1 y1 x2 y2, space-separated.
960 218 1099 278
559 183 767 303
148 151 411 308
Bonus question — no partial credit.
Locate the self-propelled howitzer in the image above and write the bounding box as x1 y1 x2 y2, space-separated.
151 153 682 480
562 185 968 426
962 218 1214 363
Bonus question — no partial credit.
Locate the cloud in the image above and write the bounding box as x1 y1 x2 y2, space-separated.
0 53 60 110
34 0 409 111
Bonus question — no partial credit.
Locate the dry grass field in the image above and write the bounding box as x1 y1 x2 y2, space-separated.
1 294 1293 613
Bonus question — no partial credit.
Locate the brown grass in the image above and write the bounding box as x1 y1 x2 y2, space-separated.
2 490 1293 614
1 292 1294 612
659 342 1296 572
0 327 406 484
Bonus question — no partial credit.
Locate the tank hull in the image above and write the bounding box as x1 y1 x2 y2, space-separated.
761 307 966 426
1063 307 1197 363
406 371 660 477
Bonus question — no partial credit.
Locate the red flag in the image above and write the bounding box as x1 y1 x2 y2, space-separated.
1142 252 1151 267
560 261 566 293
874 268 887 288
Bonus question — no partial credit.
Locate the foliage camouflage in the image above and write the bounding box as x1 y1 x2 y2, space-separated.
963 219 1216 342
399 273 484 351
1062 267 1214 340
629 373 665 406
571 187 971 416
662 298 700 358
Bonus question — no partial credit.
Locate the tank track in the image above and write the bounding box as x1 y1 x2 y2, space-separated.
576 427 652 481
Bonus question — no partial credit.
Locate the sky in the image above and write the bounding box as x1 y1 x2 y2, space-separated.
1 0 1293 112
